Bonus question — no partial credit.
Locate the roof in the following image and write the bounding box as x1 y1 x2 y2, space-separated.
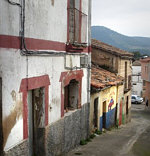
132 60 141 66
92 39 133 58
140 57 150 63
91 65 124 90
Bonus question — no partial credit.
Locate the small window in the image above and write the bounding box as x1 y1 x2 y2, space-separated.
64 79 79 112
143 80 146 86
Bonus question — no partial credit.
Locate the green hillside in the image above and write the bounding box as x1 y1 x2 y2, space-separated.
91 26 150 55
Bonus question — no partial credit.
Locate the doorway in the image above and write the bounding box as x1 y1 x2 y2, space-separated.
93 98 98 128
0 78 3 155
102 101 107 128
126 96 129 115
119 101 122 126
28 88 45 156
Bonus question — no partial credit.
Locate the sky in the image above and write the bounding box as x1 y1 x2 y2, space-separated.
92 0 150 37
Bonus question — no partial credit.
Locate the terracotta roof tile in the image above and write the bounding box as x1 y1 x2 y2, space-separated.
92 39 133 57
140 57 150 63
91 65 124 89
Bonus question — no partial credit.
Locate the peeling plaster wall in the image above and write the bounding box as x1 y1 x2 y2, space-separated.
124 90 132 123
90 93 100 132
0 0 90 153
117 85 124 124
0 49 25 150
0 49 89 151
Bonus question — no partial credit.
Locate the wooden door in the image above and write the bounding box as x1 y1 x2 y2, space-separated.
103 101 106 128
126 96 129 115
94 98 98 128
32 88 45 156
119 102 122 126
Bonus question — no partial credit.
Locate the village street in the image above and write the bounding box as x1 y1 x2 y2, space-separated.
66 104 150 156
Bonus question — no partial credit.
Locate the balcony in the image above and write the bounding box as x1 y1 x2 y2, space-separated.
67 8 87 52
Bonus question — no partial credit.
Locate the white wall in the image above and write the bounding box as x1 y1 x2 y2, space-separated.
0 49 89 151
132 66 143 96
0 0 89 43
0 0 90 151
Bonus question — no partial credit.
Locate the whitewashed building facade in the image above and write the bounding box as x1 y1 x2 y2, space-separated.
0 0 91 155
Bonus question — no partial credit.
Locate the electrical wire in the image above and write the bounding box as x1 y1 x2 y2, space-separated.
7 0 22 7
7 0 89 59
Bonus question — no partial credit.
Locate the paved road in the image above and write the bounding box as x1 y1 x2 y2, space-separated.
65 104 150 156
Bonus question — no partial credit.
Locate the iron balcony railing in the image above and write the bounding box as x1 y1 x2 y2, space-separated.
68 8 87 44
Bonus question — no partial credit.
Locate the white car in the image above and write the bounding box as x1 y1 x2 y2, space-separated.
131 95 143 104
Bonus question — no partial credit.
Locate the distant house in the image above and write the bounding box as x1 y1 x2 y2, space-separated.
91 39 133 125
132 61 143 96
141 57 150 108
90 64 124 132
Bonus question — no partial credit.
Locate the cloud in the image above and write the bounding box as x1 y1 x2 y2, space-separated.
92 0 150 37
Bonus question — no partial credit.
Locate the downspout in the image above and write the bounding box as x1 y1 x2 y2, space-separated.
87 0 92 137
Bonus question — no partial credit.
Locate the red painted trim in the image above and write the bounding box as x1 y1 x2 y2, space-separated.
0 35 20 49
20 75 50 92
0 35 66 51
0 34 90 53
45 86 49 126
20 75 50 139
59 70 83 85
59 70 84 117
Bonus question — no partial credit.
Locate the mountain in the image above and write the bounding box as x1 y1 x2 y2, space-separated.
91 26 150 55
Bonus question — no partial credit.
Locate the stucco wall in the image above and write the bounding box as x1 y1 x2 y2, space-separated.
132 66 143 96
0 0 89 43
0 0 91 152
90 86 118 132
117 85 124 125
91 48 119 73
0 49 89 151
90 93 100 132
118 59 132 78
124 90 131 123
141 61 150 82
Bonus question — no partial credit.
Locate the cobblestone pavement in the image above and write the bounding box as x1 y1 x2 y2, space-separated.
65 103 150 156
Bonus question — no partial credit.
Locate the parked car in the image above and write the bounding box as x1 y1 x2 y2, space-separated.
131 95 143 104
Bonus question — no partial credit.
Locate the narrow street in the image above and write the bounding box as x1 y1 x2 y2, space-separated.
66 104 150 156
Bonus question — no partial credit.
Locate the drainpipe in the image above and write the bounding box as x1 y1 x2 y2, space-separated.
87 0 92 137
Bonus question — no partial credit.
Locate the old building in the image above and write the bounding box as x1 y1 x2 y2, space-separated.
90 64 124 132
91 39 133 124
0 0 91 155
141 57 150 108
132 61 143 96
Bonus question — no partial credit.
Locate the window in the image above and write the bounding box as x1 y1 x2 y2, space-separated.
68 0 87 44
132 96 136 100
143 80 146 86
125 62 127 90
64 79 79 112
128 75 131 90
